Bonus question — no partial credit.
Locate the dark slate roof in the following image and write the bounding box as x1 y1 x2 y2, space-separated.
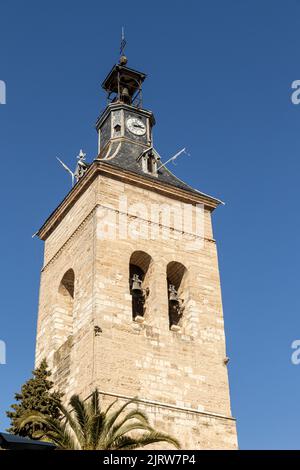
101 141 220 202
37 141 222 238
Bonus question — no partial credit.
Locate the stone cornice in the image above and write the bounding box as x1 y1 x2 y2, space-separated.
38 160 222 241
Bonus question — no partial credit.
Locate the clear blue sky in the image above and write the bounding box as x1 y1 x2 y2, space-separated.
1 0 300 449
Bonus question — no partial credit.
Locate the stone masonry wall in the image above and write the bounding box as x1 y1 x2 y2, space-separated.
95 392 237 450
35 172 238 449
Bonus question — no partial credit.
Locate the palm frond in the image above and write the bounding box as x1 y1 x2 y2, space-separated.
105 409 151 446
15 390 181 450
42 426 77 449
16 410 52 431
69 395 89 442
103 398 119 416
90 389 100 415
15 410 78 449
58 401 85 447
109 435 142 450
117 409 150 428
114 430 180 450
104 397 138 432
105 422 154 449
87 413 105 449
136 431 181 449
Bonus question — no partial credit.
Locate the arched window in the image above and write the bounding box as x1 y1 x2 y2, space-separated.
166 261 187 331
54 269 75 346
129 251 152 322
139 149 159 176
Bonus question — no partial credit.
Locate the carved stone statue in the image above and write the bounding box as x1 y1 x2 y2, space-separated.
74 149 89 181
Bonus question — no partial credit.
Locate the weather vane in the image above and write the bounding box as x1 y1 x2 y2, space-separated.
119 27 127 65
157 148 190 171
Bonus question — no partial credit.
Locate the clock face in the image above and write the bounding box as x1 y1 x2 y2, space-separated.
126 117 146 136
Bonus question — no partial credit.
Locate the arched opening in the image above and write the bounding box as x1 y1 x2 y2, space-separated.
56 269 75 344
167 261 187 331
129 251 152 322
140 150 158 176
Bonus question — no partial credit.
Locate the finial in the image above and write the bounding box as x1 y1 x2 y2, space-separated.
119 26 128 65
77 149 86 161
75 149 88 181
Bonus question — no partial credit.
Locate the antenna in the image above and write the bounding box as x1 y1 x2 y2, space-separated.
157 148 190 171
56 157 75 187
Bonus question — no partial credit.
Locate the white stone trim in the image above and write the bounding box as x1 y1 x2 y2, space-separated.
87 389 236 422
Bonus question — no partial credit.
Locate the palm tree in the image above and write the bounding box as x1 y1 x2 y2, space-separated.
16 389 180 450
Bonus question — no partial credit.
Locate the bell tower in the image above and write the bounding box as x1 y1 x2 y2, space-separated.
95 56 159 177
35 51 238 449
96 57 154 150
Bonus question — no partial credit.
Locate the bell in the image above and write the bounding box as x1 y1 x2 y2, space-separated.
169 284 179 304
131 273 143 295
121 86 131 104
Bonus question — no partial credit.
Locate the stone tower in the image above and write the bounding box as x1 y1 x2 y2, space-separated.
35 54 237 449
